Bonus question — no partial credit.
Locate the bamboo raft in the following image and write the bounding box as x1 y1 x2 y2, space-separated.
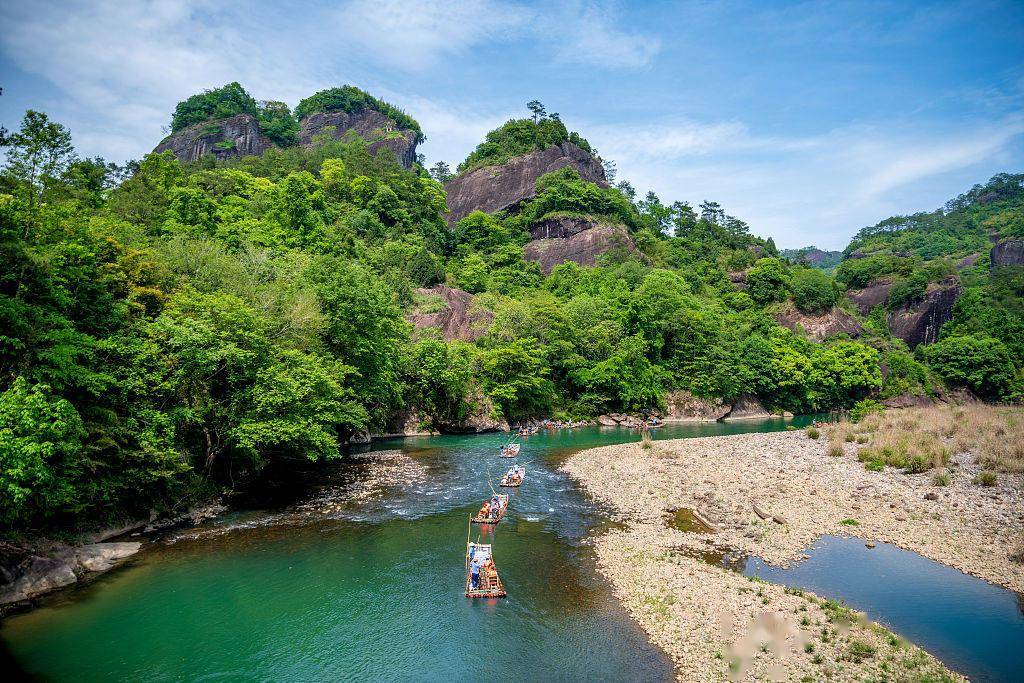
465 542 506 598
498 443 520 458
470 494 508 524
500 466 525 488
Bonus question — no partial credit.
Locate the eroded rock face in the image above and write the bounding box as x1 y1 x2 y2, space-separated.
154 114 274 163
887 277 962 347
444 142 607 225
774 307 862 342
434 389 508 434
846 278 893 315
1 541 141 606
407 285 493 342
299 108 418 168
663 390 732 422
524 222 636 274
991 239 1024 268
722 394 770 421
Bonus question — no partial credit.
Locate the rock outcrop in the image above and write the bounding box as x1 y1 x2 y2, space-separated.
154 114 274 163
1 541 141 607
444 142 607 225
523 219 636 274
433 389 508 434
407 285 493 342
662 390 732 422
299 108 419 168
991 239 1024 268
846 278 893 315
774 307 862 341
886 277 962 347
722 394 770 421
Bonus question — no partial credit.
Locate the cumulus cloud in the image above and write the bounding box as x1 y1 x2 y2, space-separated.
588 115 1024 248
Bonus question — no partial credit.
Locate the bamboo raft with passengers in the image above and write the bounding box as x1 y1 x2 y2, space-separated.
498 442 520 458
471 493 508 524
465 541 506 598
500 464 525 488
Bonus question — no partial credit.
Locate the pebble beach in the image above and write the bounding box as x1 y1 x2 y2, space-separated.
562 430 1024 680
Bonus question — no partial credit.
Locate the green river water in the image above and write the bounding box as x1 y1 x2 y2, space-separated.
6 417 1018 682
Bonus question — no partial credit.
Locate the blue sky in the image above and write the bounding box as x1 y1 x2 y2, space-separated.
1 0 1022 249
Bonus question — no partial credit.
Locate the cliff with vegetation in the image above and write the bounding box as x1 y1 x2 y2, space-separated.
0 98 1021 539
154 82 421 168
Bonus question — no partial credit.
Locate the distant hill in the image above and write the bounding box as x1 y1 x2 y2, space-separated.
780 247 843 271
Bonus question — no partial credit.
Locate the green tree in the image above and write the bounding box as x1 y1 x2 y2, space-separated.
920 334 1015 399
0 378 86 525
791 268 838 313
1 110 75 210
746 258 792 305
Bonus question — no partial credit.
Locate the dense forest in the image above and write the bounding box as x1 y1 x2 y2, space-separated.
1 84 1021 534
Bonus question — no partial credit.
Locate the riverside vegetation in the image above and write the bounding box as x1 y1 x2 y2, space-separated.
1 81 1022 538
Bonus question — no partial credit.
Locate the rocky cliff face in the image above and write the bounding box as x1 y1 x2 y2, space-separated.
523 219 636 274
846 278 893 316
154 113 274 163
886 277 962 347
774 307 862 342
991 239 1024 268
444 142 607 225
407 285 493 342
299 108 418 168
662 390 732 422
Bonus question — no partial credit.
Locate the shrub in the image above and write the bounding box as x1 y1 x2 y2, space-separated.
746 258 791 305
850 399 883 423
295 85 423 141
865 460 885 472
827 442 844 457
931 470 950 486
806 427 820 439
920 334 1015 400
792 268 838 313
846 639 876 663
840 518 860 526
172 82 259 132
973 471 997 486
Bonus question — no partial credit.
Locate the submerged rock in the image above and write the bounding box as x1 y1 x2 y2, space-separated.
444 142 606 225
0 541 142 607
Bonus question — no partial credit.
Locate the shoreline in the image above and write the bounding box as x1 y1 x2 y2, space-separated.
562 430 1023 680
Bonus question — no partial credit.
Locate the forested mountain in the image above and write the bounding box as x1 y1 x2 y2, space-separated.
1 84 1020 535
780 247 843 271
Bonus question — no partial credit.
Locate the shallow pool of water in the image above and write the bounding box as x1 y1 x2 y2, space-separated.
742 535 1024 682
1 419 813 682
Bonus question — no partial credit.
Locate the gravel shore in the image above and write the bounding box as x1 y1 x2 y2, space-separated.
562 429 1023 680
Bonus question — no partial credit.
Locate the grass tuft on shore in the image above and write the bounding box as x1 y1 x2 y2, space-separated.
832 404 1024 474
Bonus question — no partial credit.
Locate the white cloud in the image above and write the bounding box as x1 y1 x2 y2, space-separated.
588 115 1024 249
548 1 661 69
329 0 531 71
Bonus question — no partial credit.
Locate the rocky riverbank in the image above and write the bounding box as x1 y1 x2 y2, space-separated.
562 429 1023 680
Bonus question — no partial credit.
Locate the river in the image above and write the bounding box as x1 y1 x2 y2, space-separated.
3 417 1020 681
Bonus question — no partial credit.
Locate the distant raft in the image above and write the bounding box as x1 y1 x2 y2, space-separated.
465 542 506 598
500 465 525 488
471 494 509 524
499 443 521 458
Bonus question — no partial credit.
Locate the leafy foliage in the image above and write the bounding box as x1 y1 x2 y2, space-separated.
458 109 594 173
294 85 423 143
